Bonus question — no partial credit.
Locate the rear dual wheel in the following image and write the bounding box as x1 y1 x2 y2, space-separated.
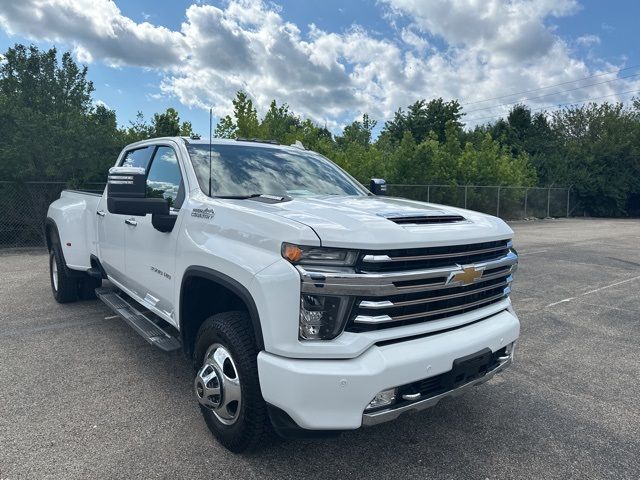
49 244 79 303
49 243 101 303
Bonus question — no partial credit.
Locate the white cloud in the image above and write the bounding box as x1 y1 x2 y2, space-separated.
0 0 184 67
576 34 601 47
0 0 637 127
94 99 110 109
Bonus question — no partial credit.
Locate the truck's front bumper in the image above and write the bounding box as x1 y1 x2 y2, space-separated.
257 308 519 431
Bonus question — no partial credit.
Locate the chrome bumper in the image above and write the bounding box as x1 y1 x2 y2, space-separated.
361 353 513 426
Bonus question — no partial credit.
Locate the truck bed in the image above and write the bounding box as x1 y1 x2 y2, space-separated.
46 189 103 270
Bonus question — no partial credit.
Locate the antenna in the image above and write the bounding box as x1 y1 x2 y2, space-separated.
209 108 212 197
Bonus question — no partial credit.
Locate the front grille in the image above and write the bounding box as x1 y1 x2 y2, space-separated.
359 239 511 273
344 239 515 332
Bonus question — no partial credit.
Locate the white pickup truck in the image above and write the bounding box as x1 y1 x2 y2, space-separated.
46 137 519 452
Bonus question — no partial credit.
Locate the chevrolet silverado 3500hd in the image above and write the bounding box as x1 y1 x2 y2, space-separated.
46 137 519 452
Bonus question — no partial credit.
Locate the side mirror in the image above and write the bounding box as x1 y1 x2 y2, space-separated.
107 167 169 216
107 166 176 232
369 178 387 196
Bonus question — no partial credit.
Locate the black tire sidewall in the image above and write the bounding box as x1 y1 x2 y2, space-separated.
49 250 58 295
193 312 267 452
49 244 77 303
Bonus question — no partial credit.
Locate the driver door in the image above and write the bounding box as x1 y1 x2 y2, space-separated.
97 146 154 283
123 145 185 322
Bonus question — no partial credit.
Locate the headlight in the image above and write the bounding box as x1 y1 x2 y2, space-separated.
282 243 358 266
299 294 352 340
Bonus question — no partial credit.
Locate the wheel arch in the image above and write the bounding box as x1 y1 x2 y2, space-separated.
179 266 265 358
44 217 60 251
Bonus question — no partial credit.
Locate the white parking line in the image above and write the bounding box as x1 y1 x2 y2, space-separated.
518 250 548 256
546 275 640 307
104 315 119 320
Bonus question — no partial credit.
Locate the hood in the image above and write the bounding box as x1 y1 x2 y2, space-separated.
242 195 513 250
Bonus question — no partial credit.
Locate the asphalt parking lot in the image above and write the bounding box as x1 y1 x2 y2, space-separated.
1 218 639 479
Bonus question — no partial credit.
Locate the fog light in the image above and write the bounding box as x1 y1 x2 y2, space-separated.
365 388 396 411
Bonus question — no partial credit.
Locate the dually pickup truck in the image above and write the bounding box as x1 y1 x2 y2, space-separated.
46 137 519 452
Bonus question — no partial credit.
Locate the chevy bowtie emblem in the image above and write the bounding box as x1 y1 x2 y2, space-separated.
448 266 483 286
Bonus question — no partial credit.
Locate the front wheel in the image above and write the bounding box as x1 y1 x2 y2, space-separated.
193 311 269 453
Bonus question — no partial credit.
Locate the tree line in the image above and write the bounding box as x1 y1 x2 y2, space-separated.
1 44 638 216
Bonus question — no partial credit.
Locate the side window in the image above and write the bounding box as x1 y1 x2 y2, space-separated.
121 146 154 169
146 146 184 209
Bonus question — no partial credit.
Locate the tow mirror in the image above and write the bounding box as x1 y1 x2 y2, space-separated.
369 178 387 196
107 166 168 216
106 167 176 232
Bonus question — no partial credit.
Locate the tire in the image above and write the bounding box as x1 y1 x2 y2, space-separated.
193 311 269 453
49 245 78 303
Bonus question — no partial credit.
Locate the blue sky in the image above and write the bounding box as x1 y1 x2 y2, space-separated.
1 0 639 135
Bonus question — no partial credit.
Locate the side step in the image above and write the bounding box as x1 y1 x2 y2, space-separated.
96 287 181 352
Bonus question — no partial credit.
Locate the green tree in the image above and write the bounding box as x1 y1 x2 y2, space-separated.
152 107 194 137
336 114 377 149
0 44 110 180
122 112 153 144
379 98 464 146
214 91 261 139
259 100 300 142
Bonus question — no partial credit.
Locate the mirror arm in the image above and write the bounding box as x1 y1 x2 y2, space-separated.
152 213 177 233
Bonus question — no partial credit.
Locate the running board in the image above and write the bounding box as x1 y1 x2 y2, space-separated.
96 287 181 352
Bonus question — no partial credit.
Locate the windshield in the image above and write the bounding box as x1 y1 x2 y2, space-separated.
187 143 368 198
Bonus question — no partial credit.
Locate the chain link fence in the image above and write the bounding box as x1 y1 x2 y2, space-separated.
0 181 105 248
387 184 573 220
0 181 573 249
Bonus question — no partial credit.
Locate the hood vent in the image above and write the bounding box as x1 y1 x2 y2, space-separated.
380 210 465 225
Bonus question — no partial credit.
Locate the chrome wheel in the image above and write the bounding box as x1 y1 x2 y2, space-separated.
51 254 59 292
195 343 242 425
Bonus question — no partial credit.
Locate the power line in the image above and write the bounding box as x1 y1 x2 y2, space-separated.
463 72 640 115
462 64 640 106
464 88 640 124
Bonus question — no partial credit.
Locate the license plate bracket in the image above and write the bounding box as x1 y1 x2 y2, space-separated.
449 348 493 389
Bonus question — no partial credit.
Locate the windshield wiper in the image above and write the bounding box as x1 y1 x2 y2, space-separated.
214 193 289 202
214 193 264 199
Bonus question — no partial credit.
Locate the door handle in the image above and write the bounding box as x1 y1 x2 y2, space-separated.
96 210 106 217
125 218 138 227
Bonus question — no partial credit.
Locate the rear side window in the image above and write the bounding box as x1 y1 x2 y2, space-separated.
146 146 184 209
121 146 154 169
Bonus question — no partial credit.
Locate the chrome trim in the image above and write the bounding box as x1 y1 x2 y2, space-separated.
108 175 134 180
357 277 512 309
362 240 512 263
359 299 395 308
195 343 242 425
362 355 513 426
402 392 422 401
298 251 518 296
363 254 393 262
354 287 511 324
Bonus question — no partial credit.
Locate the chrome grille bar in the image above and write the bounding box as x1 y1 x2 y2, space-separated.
298 251 518 296
354 287 511 324
358 277 512 309
362 240 512 263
